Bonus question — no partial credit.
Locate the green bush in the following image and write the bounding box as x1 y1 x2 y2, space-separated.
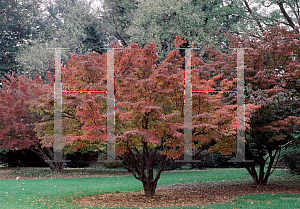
65 151 99 168
0 148 48 167
190 150 244 169
98 153 123 168
190 150 214 169
281 145 300 174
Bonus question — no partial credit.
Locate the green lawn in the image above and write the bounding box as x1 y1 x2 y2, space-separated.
0 168 299 208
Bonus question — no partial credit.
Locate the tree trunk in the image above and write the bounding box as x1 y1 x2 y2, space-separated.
262 148 279 185
30 145 65 173
258 160 265 184
142 180 158 197
245 163 259 184
49 161 65 172
246 157 274 185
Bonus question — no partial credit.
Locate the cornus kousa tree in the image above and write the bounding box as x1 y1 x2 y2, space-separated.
59 36 258 197
26 73 69 172
198 25 300 185
0 73 70 171
0 74 40 150
59 53 108 154
28 60 108 170
0 64 106 172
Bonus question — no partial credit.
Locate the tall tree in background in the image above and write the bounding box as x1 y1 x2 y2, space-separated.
127 0 253 60
101 0 138 47
16 0 107 80
81 21 107 55
0 0 36 77
243 0 300 33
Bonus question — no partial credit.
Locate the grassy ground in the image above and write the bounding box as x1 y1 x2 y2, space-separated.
0 168 299 208
212 193 300 209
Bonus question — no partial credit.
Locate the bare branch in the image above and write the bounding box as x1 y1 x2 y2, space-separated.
243 0 264 33
277 1 299 33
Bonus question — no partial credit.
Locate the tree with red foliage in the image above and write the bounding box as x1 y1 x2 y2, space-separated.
0 74 39 150
0 73 68 171
58 36 257 196
197 25 300 185
28 64 108 171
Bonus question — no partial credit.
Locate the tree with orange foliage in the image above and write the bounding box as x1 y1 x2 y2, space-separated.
58 36 256 196
0 72 70 171
0 74 39 150
197 25 300 185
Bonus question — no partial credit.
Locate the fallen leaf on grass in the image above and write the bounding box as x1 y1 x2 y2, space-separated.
73 180 300 208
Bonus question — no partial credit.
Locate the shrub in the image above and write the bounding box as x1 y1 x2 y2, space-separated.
98 153 123 169
0 148 48 167
190 150 244 169
65 151 99 168
281 145 300 175
190 150 214 169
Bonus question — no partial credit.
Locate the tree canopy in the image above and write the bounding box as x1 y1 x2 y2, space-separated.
16 0 106 80
0 0 37 77
198 25 300 184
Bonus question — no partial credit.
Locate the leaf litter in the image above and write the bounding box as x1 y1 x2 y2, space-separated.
73 178 300 208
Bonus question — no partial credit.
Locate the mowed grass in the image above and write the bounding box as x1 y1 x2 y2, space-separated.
0 168 299 208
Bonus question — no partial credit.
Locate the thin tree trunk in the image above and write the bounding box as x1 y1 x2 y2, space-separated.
243 0 264 33
262 160 273 185
262 148 279 184
258 149 265 184
245 162 259 184
30 145 65 172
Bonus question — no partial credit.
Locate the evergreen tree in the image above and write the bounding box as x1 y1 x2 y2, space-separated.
101 0 139 47
0 0 35 77
243 0 300 33
81 21 106 54
16 0 105 80
127 0 249 60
